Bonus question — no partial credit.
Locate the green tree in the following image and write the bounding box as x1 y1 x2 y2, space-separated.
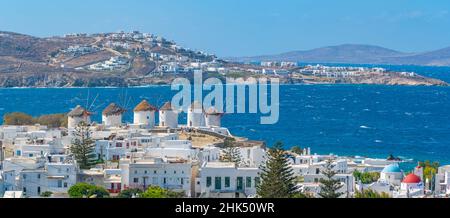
292 192 315 198
319 159 344 198
353 170 380 184
70 122 97 169
257 141 299 198
117 188 143 198
290 146 303 155
221 138 242 166
68 183 110 198
354 189 390 198
419 160 440 181
140 186 185 198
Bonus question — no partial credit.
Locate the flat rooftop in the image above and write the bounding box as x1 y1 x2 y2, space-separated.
204 162 236 168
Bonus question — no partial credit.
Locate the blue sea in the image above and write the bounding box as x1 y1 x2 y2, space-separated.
0 64 450 168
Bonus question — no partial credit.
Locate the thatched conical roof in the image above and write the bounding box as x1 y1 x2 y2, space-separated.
134 100 157 112
68 105 91 117
205 107 224 115
160 102 175 111
102 103 126 116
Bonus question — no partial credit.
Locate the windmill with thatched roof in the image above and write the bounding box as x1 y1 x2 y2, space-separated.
205 107 224 128
187 101 205 128
102 103 126 127
68 105 92 129
133 100 157 129
159 101 179 129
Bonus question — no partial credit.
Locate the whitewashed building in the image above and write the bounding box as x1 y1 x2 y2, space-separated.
238 146 266 167
145 140 196 161
18 156 77 197
435 165 450 196
95 137 140 161
0 170 16 197
199 162 260 198
120 157 192 197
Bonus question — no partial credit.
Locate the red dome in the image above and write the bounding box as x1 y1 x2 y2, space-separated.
402 174 421 183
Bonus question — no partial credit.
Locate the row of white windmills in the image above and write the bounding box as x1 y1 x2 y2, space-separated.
67 100 224 129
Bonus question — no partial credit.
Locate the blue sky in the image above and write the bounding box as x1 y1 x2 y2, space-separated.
1 0 450 57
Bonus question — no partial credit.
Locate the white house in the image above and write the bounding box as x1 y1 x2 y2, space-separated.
120 157 192 197
18 156 77 197
95 137 141 161
435 165 450 196
199 162 260 198
291 159 354 197
238 146 266 167
2 157 46 177
0 170 16 197
13 137 65 158
145 140 196 161
197 146 221 165
45 160 78 195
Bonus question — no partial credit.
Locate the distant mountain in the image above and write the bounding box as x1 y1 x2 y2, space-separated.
228 44 450 66
384 47 450 66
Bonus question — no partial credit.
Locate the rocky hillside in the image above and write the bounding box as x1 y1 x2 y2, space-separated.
0 31 215 87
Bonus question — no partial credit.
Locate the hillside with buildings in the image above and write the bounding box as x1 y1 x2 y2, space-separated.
0 31 216 87
0 31 448 87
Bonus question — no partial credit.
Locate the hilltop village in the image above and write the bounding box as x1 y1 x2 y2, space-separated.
1 100 449 198
0 30 447 87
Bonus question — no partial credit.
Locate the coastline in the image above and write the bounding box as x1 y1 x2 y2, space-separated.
0 81 448 89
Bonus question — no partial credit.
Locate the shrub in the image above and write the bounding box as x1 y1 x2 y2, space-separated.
68 183 110 198
2 112 68 128
117 188 143 198
140 186 184 198
3 112 34 125
354 189 390 198
40 191 53 197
